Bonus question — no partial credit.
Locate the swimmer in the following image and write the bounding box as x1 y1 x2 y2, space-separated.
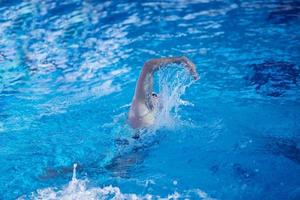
128 56 199 129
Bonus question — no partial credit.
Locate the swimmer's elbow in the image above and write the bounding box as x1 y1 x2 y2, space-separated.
143 60 158 73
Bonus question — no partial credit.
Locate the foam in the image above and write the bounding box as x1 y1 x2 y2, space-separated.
19 164 216 200
153 65 195 130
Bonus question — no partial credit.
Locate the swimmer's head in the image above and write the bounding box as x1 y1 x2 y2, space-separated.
152 92 158 98
151 92 159 108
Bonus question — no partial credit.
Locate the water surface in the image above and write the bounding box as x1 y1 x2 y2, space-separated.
0 0 300 199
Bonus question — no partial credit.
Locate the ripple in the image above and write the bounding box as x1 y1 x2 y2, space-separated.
0 0 300 199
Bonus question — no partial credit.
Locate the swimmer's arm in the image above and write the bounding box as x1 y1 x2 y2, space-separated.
133 56 199 101
144 57 198 78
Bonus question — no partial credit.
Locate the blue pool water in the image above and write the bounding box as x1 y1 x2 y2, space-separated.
0 0 300 199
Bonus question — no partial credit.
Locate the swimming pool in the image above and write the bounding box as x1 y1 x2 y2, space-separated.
0 0 300 199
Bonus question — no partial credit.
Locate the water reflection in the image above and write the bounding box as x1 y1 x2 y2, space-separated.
232 163 256 182
265 136 300 165
246 60 299 97
267 0 300 24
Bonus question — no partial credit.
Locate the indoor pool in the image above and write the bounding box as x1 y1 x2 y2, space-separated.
0 0 300 199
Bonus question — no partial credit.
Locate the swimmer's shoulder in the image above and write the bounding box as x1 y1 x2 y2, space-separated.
128 100 155 128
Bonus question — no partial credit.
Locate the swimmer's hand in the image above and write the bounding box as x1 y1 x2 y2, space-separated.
178 56 199 80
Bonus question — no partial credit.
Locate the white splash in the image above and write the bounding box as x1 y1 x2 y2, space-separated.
19 164 143 200
72 163 77 181
19 164 216 200
154 65 195 129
